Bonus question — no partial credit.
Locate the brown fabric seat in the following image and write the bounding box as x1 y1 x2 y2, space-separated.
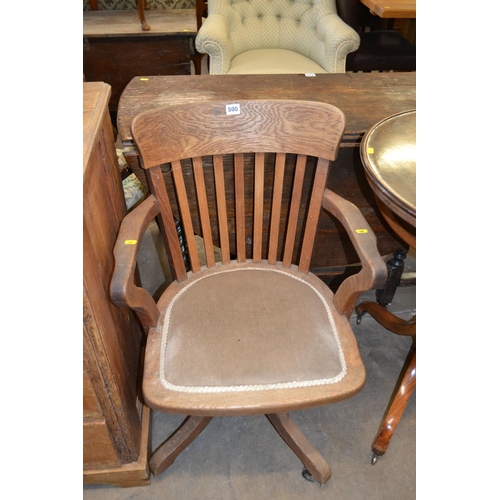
159 262 345 393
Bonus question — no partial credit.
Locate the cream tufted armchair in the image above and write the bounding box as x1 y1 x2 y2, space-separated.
195 0 361 74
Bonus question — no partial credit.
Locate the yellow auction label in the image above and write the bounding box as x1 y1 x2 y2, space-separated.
140 78 149 81
367 147 374 154
125 240 138 245
355 229 368 234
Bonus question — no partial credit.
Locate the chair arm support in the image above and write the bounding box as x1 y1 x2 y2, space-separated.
316 14 360 72
110 195 161 328
195 14 234 74
322 189 387 318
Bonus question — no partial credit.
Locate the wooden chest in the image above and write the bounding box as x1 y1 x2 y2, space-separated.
83 82 150 487
83 9 197 119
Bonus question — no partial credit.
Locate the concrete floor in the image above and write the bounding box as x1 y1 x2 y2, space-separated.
83 218 416 500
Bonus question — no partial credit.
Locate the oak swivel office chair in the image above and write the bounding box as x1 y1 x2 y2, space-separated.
195 0 361 74
111 99 387 483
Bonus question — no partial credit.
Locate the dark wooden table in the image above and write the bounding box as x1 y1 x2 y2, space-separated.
117 73 416 282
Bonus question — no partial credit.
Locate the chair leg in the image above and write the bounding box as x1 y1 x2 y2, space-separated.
266 413 332 484
149 415 213 476
371 342 416 463
137 0 151 31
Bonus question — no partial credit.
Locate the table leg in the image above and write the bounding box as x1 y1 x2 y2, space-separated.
371 341 416 463
356 302 415 336
354 303 416 464
375 248 407 307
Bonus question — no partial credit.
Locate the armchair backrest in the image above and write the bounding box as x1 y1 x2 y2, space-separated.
208 0 343 60
131 99 346 282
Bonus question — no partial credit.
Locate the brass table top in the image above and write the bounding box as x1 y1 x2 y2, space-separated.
360 110 416 227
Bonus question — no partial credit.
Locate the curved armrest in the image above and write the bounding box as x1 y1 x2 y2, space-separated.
110 195 161 328
195 14 234 74
322 189 387 317
316 14 360 72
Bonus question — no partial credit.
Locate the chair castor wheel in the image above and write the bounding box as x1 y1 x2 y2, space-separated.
302 467 315 482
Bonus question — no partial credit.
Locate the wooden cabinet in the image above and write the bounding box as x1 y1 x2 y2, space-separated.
83 9 197 120
83 82 150 487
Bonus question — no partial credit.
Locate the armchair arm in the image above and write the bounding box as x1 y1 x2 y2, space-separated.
195 14 235 75
322 189 387 317
110 195 161 328
316 14 360 73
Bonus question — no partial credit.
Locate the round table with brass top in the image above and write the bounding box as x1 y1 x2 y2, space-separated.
360 109 416 247
356 109 416 464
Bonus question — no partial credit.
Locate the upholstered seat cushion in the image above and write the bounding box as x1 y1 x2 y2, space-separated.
159 264 345 393
226 49 328 75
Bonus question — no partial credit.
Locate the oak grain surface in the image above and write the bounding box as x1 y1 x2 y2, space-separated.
118 73 415 269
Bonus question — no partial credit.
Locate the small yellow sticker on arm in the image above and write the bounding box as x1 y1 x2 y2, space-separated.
355 229 368 234
125 240 138 245
140 78 149 81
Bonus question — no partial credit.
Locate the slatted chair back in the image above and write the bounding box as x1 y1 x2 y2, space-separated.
131 99 346 282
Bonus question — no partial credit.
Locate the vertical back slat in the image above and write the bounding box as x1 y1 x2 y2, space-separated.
253 152 265 262
171 160 201 273
192 156 216 268
282 154 307 268
267 153 286 265
145 166 188 282
213 154 231 264
234 153 246 262
298 158 330 273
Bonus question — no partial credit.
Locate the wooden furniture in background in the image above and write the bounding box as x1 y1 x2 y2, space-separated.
110 99 388 484
359 0 416 19
195 0 208 29
83 82 150 487
88 0 151 31
359 0 416 43
83 9 197 120
191 0 209 74
336 0 416 72
117 72 416 284
356 109 416 464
